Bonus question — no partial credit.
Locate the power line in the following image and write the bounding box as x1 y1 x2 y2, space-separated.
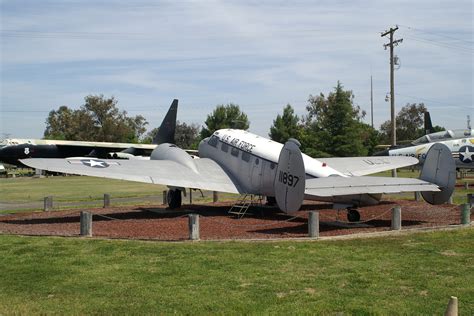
399 24 473 45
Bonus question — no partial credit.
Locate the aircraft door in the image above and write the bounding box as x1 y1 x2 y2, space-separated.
250 157 263 192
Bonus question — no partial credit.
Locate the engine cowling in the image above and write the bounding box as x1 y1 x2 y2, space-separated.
150 143 198 173
107 152 136 159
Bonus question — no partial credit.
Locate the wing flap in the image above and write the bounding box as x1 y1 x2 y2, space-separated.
21 158 240 194
319 156 419 176
305 176 439 197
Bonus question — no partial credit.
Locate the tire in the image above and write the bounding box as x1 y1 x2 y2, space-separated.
167 190 182 209
347 209 360 222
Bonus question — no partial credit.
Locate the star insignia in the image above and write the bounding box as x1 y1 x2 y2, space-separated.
81 159 109 168
458 145 474 163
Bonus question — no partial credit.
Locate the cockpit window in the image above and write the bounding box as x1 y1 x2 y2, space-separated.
208 135 219 148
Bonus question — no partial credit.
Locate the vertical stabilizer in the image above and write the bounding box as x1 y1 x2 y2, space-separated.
273 139 306 213
424 111 435 134
153 99 178 144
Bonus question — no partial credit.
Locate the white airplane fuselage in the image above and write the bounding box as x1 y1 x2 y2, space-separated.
198 129 381 206
388 137 474 169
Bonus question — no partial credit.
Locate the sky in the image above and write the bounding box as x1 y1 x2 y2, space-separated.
1 0 472 140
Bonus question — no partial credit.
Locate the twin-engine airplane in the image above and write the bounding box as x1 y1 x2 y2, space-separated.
0 100 178 166
22 128 456 221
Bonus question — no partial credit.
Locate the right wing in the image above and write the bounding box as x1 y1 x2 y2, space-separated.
21 158 242 194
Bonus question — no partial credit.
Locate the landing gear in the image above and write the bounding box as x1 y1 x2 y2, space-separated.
347 209 361 222
266 196 276 206
167 189 182 209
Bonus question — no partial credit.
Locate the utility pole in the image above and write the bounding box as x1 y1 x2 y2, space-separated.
370 75 374 128
381 25 402 177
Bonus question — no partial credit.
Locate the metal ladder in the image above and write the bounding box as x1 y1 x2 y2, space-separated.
228 194 264 218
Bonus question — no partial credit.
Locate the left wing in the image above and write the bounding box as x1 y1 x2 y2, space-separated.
21 158 242 194
305 176 438 197
319 156 418 176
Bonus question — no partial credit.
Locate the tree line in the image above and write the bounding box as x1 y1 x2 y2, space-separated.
44 82 441 157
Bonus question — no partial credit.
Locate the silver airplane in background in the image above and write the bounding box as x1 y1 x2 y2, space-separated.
22 127 455 222
376 112 474 169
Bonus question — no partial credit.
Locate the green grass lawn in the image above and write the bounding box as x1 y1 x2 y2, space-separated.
0 176 239 213
0 229 473 314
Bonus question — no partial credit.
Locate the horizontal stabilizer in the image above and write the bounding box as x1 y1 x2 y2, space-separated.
305 176 439 197
319 156 418 176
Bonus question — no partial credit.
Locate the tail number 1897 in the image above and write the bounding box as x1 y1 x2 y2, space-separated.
278 171 299 187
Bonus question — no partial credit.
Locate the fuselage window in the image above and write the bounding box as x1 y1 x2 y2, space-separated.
208 135 219 148
231 147 239 157
270 162 275 169
221 142 229 153
255 158 259 165
242 152 250 162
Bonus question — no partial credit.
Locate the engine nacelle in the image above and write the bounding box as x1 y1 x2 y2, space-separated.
107 152 135 159
150 143 198 173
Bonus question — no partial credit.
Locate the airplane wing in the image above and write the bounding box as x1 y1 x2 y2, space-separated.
305 176 438 197
20 158 241 194
319 156 419 176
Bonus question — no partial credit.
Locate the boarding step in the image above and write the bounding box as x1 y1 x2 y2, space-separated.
228 194 264 218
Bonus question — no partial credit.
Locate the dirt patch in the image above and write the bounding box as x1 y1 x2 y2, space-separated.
0 200 470 241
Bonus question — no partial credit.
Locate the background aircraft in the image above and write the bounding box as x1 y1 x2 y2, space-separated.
22 128 455 222
0 99 178 167
375 112 474 169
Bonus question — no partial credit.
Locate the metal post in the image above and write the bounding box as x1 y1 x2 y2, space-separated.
103 193 110 208
213 191 218 203
189 188 193 204
448 194 454 205
308 211 319 238
162 190 167 205
414 191 421 201
80 211 93 237
444 296 458 316
391 206 401 230
188 214 200 240
43 196 53 211
461 204 470 225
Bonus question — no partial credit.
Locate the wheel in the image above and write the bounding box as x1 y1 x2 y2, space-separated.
266 196 276 206
167 190 182 209
347 209 360 222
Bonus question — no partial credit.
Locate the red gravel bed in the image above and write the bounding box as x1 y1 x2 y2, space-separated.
0 200 470 241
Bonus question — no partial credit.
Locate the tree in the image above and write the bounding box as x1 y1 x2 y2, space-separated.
269 104 301 143
44 95 148 142
200 103 249 139
379 103 431 144
302 82 369 157
143 121 201 149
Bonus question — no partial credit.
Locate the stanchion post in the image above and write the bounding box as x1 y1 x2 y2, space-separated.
80 211 93 237
162 190 167 205
461 204 470 225
448 194 454 205
189 188 193 205
467 193 473 207
391 206 401 230
414 191 421 201
188 214 200 240
308 211 319 238
213 191 218 203
464 182 469 190
43 196 53 211
444 296 458 316
103 193 110 208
